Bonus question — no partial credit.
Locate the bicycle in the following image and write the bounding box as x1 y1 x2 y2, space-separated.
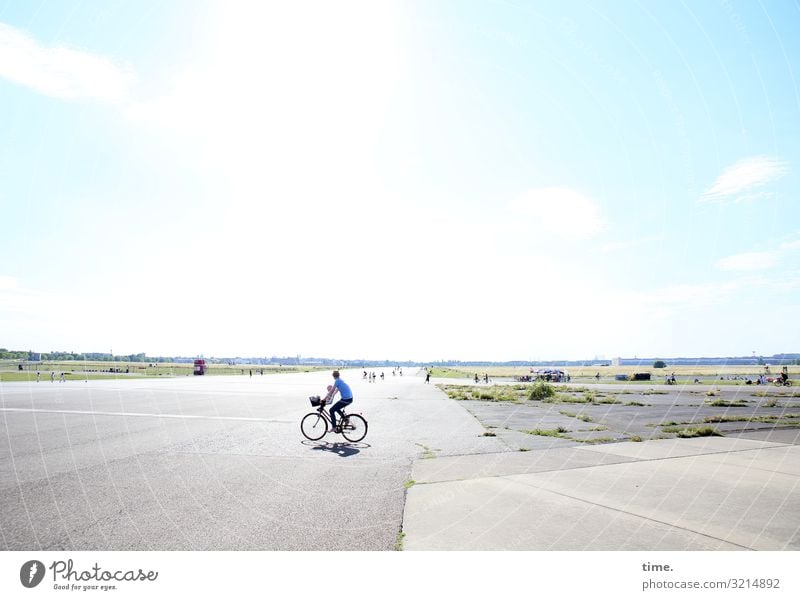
301 395 368 442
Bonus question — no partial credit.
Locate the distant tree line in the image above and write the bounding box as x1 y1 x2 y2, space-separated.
2 348 800 366
0 349 171 362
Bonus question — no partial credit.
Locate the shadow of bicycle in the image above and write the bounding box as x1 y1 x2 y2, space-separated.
301 440 371 457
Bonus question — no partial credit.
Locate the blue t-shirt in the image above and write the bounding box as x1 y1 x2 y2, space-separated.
334 378 353 400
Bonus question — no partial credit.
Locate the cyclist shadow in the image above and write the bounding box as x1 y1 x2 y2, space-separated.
302 440 371 457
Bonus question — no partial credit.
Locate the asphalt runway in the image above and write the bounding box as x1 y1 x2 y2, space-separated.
0 369 503 550
4 371 798 551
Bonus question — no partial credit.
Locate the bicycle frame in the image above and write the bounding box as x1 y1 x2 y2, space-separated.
312 403 351 430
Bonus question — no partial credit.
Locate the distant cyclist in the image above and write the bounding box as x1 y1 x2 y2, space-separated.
323 370 354 433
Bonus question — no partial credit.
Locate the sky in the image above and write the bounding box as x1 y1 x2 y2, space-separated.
0 0 799 362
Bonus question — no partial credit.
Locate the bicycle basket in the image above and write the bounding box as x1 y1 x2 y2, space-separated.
309 395 322 407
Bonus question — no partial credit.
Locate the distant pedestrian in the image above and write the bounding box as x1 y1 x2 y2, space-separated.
474 373 479 383
425 370 430 383
380 372 384 380
36 371 40 382
50 371 55 383
59 372 65 383
484 373 489 383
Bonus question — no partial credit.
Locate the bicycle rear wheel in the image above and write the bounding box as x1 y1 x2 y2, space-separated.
301 412 327 441
341 414 367 443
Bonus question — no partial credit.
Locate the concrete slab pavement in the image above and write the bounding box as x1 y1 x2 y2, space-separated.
403 437 800 550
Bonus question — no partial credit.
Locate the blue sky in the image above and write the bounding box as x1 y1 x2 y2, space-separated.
1 0 798 361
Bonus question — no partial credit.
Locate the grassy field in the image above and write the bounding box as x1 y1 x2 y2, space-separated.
0 361 329 382
430 364 796 384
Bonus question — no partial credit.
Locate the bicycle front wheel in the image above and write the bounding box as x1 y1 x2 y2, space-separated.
341 414 368 443
301 412 327 441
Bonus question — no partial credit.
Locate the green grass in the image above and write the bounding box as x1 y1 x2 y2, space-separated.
415 443 438 460
2 362 328 381
596 396 622 404
525 426 569 438
706 399 749 407
0 372 145 382
394 531 405 551
439 386 471 401
559 410 594 422
543 393 590 404
528 381 556 401
629 435 644 442
543 393 620 405
625 401 648 406
662 425 722 438
439 384 525 403
428 367 468 378
703 414 800 424
403 480 416 489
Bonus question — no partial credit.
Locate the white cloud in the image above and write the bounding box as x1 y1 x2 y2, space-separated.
509 186 606 239
0 22 135 103
600 233 665 253
716 251 778 271
779 239 800 251
716 237 800 273
0 275 19 290
700 156 788 202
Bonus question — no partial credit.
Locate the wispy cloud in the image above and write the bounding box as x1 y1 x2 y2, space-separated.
716 251 778 271
0 275 19 290
0 22 134 103
509 187 606 239
779 239 800 251
600 233 665 253
716 236 800 272
700 156 788 203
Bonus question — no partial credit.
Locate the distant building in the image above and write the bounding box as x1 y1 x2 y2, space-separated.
29 352 41 362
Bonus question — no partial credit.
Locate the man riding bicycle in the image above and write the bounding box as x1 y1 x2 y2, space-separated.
322 370 353 433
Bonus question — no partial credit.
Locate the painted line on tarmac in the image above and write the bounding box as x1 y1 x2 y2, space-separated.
0 407 293 423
